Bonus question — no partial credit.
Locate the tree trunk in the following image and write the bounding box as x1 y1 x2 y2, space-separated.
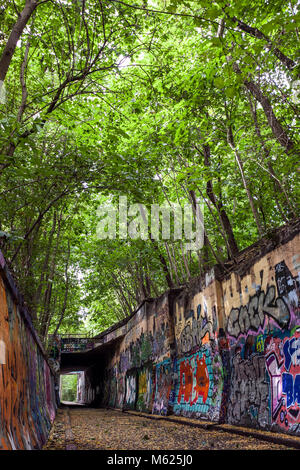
247 94 297 218
53 240 71 336
227 125 264 237
0 0 38 82
165 241 180 285
229 16 297 73
233 63 294 152
201 143 239 258
33 211 57 314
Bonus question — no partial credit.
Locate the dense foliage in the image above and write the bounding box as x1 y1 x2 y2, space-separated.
0 0 299 341
60 373 78 402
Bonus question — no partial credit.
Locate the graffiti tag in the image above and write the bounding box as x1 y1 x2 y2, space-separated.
227 286 290 339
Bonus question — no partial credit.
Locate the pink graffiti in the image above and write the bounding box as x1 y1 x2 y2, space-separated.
265 352 283 420
265 331 300 429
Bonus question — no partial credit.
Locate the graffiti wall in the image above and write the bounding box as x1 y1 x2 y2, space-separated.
96 295 173 414
172 274 224 421
77 222 300 436
60 336 94 353
0 252 56 450
152 359 173 415
223 232 300 434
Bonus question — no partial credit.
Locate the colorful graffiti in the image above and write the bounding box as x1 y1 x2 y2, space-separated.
152 359 173 415
227 285 290 339
226 352 269 428
136 365 153 412
60 336 94 352
275 260 300 315
0 273 56 450
176 304 215 355
173 347 223 420
265 330 300 433
59 230 300 437
125 372 137 409
224 253 300 433
119 327 168 373
218 330 231 423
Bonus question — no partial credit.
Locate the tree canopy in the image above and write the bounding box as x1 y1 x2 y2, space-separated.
0 0 299 341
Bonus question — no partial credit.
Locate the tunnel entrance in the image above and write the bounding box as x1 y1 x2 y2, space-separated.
58 335 125 407
59 371 84 404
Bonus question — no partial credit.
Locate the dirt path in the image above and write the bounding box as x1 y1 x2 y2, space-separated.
43 407 297 451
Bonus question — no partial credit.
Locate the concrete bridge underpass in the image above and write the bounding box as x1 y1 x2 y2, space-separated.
52 330 125 406
50 333 300 452
2 220 300 450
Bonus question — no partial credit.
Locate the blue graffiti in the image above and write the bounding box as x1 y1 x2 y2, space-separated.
282 373 300 408
283 337 300 371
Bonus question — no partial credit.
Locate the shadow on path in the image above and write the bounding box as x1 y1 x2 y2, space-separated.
43 408 298 451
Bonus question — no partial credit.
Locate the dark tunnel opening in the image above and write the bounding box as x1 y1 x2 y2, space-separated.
59 336 124 408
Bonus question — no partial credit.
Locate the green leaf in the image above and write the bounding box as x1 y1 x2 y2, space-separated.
214 77 224 89
225 86 236 98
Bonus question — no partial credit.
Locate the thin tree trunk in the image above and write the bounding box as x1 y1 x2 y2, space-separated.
111 272 133 315
180 241 191 281
53 240 71 336
135 261 148 300
121 266 142 305
171 243 186 284
144 272 152 298
195 143 239 258
150 238 173 288
233 63 294 152
10 189 69 263
146 261 160 297
247 94 297 218
45 294 56 339
165 242 179 285
227 125 264 237
179 178 226 268
114 290 131 318
138 203 174 289
227 15 297 73
33 211 57 313
17 30 32 122
39 211 62 336
0 0 39 82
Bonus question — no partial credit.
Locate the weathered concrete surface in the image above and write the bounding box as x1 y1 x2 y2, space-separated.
0 250 57 450
43 406 297 450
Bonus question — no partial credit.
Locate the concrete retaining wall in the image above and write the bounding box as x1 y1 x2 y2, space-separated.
81 220 300 436
0 251 57 450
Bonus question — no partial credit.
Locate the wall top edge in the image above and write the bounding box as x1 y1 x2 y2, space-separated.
93 218 300 342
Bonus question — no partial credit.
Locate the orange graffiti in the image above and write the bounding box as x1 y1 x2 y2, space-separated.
191 356 209 405
177 360 193 403
177 355 210 406
0 274 56 449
